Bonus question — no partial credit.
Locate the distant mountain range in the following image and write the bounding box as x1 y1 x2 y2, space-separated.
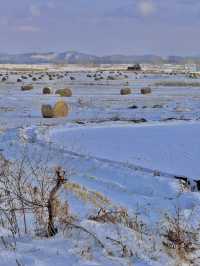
0 51 200 64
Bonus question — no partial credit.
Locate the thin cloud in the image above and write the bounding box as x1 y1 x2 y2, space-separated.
30 5 41 17
15 25 40 32
46 1 56 9
0 0 200 55
138 0 156 16
0 17 9 26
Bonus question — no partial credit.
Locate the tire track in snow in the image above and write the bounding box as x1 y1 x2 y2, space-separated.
35 139 183 181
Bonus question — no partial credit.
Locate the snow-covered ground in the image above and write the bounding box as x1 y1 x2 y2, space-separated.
41 122 200 178
0 67 200 265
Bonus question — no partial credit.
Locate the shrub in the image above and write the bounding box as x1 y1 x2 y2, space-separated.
162 209 199 263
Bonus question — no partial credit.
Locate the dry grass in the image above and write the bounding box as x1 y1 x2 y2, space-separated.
162 209 199 264
89 208 129 225
155 81 200 87
64 182 111 208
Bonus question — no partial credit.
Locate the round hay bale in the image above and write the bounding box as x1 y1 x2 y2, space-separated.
43 87 52 94
120 88 132 95
41 105 54 118
129 105 138 109
55 88 72 97
141 87 151 95
17 78 22 82
21 84 33 91
107 76 115 80
1 77 7 82
53 101 69 118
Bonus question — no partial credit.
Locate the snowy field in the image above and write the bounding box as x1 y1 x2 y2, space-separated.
43 122 200 178
0 66 200 265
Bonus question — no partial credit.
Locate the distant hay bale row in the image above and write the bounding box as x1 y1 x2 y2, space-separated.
42 87 72 97
120 87 152 95
20 82 152 98
20 85 73 97
41 101 69 118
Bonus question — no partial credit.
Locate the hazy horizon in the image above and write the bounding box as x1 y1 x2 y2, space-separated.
1 50 200 58
0 0 200 56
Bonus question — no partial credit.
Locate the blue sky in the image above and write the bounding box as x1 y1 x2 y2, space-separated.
0 0 199 55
